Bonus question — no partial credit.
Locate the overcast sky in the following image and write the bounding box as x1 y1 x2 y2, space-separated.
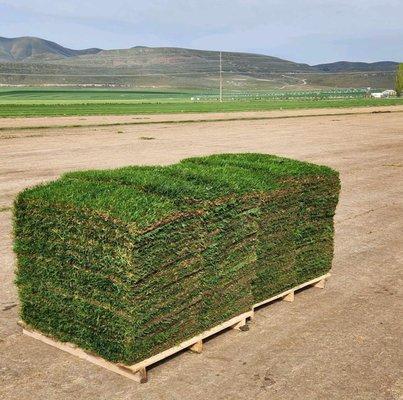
1 0 402 64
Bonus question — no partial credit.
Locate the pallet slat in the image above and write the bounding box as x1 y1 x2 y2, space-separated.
21 326 146 382
252 273 330 310
20 310 253 383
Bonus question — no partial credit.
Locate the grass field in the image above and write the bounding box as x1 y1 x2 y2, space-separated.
0 87 402 117
0 88 195 103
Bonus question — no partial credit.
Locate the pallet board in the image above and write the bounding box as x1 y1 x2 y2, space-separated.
20 273 330 383
252 273 330 310
20 310 253 383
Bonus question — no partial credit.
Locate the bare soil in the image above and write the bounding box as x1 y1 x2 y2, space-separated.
1 105 402 130
0 108 402 399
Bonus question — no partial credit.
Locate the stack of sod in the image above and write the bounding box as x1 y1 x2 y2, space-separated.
14 153 340 364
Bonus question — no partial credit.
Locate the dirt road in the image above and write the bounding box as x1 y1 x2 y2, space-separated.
1 104 402 130
1 109 402 399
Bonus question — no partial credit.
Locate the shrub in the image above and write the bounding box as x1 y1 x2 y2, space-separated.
396 63 403 97
14 153 340 364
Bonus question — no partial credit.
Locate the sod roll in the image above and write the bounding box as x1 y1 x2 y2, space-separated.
14 153 340 364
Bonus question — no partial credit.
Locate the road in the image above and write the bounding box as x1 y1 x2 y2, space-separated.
0 108 402 399
0 105 401 131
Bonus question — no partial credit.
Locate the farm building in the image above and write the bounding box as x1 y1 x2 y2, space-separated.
371 90 397 98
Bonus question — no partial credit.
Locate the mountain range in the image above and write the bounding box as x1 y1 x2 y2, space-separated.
0 36 398 72
0 36 399 89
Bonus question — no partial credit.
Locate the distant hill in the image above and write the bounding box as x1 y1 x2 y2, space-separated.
0 36 398 74
57 46 317 75
0 36 313 74
314 61 398 72
0 36 398 89
0 36 101 62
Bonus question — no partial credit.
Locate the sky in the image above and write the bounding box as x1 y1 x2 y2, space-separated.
1 0 402 64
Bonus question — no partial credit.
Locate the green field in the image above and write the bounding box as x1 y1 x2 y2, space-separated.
0 87 402 117
0 87 195 103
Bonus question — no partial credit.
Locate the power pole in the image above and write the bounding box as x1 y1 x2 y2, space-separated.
219 51 223 102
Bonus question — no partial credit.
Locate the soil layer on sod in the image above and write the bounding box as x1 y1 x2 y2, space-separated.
14 153 340 364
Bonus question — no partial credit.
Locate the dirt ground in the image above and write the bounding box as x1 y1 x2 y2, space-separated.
1 105 402 130
0 108 402 399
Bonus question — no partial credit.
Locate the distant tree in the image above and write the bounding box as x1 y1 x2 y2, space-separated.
396 63 403 97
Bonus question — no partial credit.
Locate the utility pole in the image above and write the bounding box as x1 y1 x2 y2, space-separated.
219 51 223 102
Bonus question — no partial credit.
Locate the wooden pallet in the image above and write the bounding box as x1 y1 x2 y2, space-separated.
252 273 331 312
20 310 253 383
20 273 330 383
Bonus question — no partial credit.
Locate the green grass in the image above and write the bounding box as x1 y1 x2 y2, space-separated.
1 97 402 118
0 87 194 102
396 63 403 96
0 87 402 118
15 153 340 364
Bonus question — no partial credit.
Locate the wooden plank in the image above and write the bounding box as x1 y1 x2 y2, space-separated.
313 278 326 289
232 317 247 330
189 340 203 354
282 291 294 302
20 310 253 380
22 327 145 383
253 273 330 309
127 310 253 371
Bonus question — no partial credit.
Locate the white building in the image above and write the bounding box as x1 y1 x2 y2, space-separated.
382 89 397 97
371 90 397 98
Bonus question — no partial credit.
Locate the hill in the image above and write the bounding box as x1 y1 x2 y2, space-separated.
0 36 101 62
0 36 313 74
56 46 313 74
314 61 398 72
0 36 399 90
1 36 398 73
